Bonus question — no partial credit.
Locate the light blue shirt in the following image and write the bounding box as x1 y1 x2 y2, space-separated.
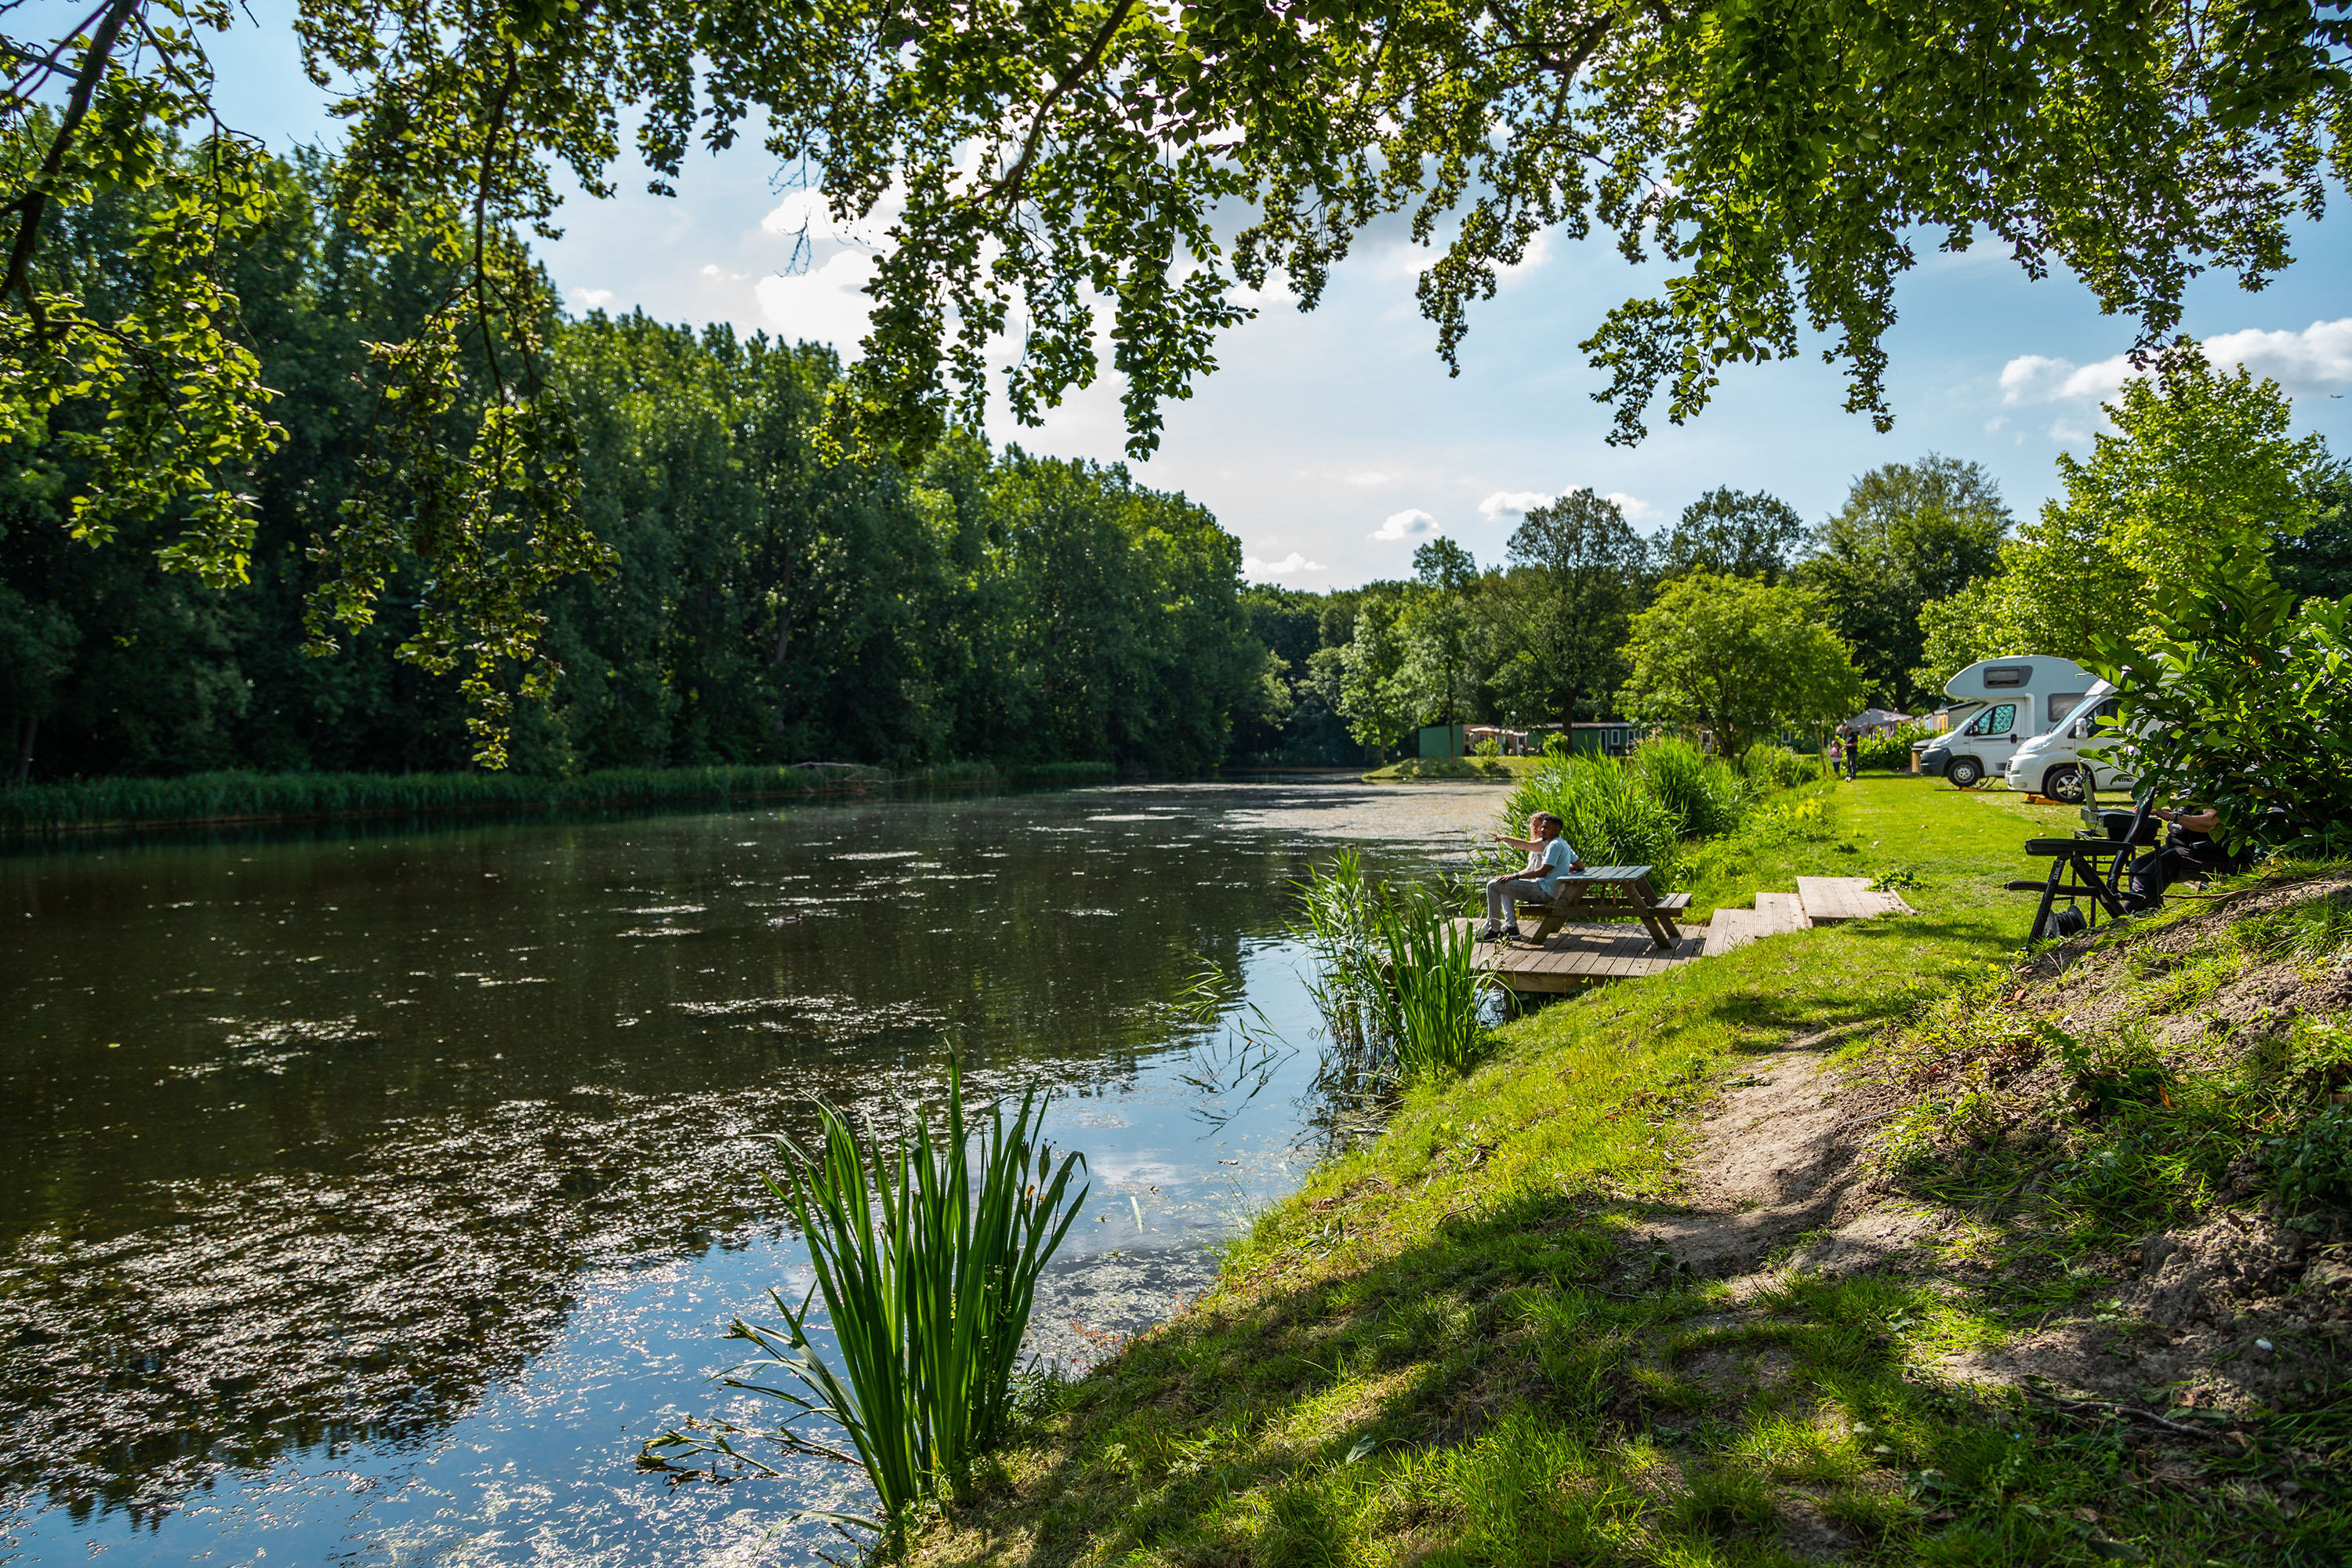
1532 836 1578 895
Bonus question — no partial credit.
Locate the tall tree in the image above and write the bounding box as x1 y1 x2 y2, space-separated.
1493 490 1649 726
1619 574 1868 759
8 0 2344 758
1796 456 2009 710
1916 346 2332 692
1655 488 1804 584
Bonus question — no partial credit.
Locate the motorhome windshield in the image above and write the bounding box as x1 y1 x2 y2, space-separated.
2050 684 2119 737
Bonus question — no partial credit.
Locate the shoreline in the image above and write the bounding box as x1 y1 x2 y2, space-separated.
0 760 1120 842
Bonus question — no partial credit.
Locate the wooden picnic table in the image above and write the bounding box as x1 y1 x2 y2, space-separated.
1515 864 1689 949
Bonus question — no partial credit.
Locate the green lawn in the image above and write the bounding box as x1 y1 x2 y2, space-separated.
904 779 2347 1566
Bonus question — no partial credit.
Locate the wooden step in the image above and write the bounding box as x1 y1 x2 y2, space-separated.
1752 891 1813 937
1704 906 1759 956
1795 876 1917 924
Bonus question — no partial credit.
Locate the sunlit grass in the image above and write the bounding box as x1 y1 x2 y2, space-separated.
904 786 2352 1566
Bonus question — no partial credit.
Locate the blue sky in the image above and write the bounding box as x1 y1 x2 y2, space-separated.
199 10 2352 590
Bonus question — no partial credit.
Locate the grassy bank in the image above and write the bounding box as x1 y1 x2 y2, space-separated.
900 777 2343 1566
0 759 1118 837
1363 756 1541 782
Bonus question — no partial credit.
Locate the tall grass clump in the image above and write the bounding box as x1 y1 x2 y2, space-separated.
1500 756 1682 877
645 1061 1087 1541
1378 885 1492 1081
1628 737 1748 838
1293 851 1494 1086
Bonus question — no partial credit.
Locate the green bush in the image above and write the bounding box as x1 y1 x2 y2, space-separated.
1736 743 1824 789
1857 720 1931 772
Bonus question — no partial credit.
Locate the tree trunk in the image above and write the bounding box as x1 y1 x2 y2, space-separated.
13 712 37 787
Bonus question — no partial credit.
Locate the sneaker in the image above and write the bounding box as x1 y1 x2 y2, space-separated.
1501 926 1524 942
1475 922 1504 941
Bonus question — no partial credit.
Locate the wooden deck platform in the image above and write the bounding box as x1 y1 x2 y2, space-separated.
1461 919 1707 992
1473 877 1916 985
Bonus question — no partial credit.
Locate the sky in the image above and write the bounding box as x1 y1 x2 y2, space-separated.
195 8 2352 591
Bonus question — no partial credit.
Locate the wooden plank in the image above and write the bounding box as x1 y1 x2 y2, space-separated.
1704 907 1759 956
1752 891 1812 938
1795 877 1915 923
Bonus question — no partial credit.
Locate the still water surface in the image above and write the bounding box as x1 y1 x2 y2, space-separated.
0 782 1495 1566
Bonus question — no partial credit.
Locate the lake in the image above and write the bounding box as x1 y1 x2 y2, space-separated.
0 782 1501 1566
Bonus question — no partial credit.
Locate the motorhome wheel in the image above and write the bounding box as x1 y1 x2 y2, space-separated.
1946 757 1983 789
2044 764 2089 804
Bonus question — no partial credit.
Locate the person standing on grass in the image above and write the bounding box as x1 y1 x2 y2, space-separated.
1481 812 1583 942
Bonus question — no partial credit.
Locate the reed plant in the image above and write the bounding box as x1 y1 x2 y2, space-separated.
645 1061 1087 1541
1292 853 1495 1087
1376 884 1494 1082
1628 737 1748 839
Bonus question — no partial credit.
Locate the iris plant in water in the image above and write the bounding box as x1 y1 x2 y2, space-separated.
644 1059 1087 1542
1294 851 1495 1088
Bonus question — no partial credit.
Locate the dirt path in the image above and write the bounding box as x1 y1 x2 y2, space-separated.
1633 1036 1944 1289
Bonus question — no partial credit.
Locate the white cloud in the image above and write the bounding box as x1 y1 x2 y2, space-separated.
1477 490 1552 521
1244 551 1328 578
754 249 880 352
760 188 889 249
2203 318 2352 396
1998 318 2352 410
1370 508 1438 541
1347 470 1401 488
569 287 615 310
1604 492 1657 522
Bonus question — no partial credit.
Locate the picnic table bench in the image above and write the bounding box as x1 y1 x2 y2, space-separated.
1515 864 1689 949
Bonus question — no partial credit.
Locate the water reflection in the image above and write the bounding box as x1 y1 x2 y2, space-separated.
0 782 1494 1563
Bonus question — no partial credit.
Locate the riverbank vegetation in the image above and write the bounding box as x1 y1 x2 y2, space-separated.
0 155 1266 788
0 760 1116 837
649 1065 1088 1544
901 779 2349 1566
1293 854 1495 1089
1491 739 1831 895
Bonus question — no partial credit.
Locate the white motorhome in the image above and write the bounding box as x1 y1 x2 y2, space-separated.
2005 681 2140 802
1916 655 2096 789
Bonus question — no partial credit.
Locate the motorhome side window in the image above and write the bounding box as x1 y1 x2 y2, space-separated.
1966 703 2016 736
1984 666 2032 689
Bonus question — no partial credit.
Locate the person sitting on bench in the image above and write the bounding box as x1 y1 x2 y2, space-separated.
1480 812 1584 942
2127 803 2245 907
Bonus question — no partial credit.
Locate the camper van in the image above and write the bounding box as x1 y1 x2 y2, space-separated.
2004 681 2139 802
1917 655 2096 789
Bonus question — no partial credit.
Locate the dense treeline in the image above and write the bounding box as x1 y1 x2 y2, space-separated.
0 158 1261 786
1233 465 2012 764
